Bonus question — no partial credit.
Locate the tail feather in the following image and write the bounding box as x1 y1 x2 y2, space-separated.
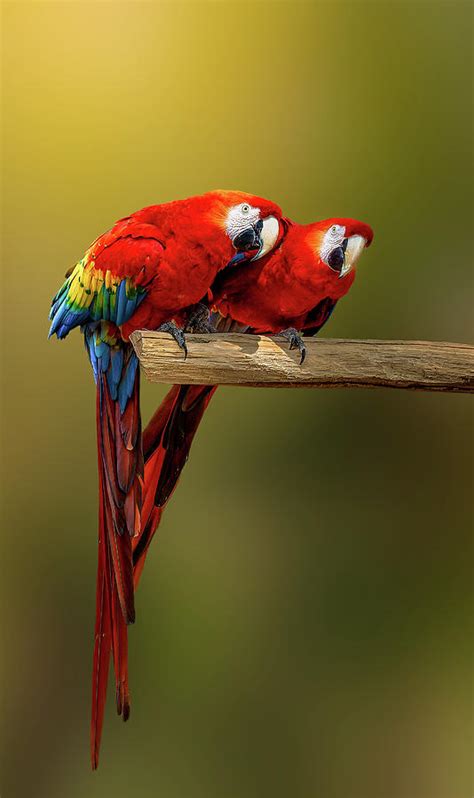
98 381 136 624
110 583 130 721
133 507 163 588
90 467 112 770
133 384 216 587
142 384 181 460
156 385 216 507
90 332 143 769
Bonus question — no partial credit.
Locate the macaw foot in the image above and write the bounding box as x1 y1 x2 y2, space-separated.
158 321 188 360
184 303 216 334
278 327 306 365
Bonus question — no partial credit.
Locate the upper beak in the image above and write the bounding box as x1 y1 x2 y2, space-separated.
339 234 368 278
251 215 280 261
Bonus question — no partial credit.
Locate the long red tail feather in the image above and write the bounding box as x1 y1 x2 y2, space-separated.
90 363 143 769
92 378 213 764
90 460 112 770
133 385 216 588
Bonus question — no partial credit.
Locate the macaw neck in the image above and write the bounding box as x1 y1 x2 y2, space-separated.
280 225 357 305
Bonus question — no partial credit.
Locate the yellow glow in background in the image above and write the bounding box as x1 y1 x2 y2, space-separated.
1 2 472 797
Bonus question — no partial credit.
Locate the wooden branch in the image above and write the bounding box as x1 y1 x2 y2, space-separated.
130 331 474 393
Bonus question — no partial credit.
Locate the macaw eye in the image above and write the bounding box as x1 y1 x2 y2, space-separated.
241 204 251 214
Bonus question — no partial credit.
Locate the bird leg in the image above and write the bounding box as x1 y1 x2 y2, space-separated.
184 303 216 334
157 321 188 359
278 327 306 365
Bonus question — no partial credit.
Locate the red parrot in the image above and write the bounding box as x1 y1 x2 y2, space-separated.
133 216 374 586
48 190 282 768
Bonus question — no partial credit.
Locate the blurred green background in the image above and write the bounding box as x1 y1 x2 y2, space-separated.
1 2 472 796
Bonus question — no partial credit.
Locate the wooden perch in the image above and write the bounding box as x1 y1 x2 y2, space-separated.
130 331 474 393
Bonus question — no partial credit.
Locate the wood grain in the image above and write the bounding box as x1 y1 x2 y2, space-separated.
130 331 474 393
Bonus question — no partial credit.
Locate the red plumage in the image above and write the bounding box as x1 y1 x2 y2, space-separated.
213 218 373 333
50 190 283 768
91 353 142 768
133 216 374 583
103 192 282 337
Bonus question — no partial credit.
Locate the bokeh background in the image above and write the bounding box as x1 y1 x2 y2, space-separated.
1 2 472 796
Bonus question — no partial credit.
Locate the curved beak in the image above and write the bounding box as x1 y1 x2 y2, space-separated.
339 234 368 278
251 215 280 261
227 215 281 268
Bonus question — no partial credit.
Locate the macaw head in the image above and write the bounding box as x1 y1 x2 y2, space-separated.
203 190 283 264
309 217 374 279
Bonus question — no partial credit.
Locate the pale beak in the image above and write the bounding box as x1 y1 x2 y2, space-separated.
251 215 280 261
339 234 367 278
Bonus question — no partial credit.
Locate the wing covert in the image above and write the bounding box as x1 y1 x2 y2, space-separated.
49 222 165 339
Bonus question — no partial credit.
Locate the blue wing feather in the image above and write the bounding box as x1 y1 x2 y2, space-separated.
84 323 139 415
49 266 146 341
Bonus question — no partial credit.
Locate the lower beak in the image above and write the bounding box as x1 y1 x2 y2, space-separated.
339 234 367 278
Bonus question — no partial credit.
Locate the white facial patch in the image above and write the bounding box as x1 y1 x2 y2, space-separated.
226 203 261 241
319 224 345 263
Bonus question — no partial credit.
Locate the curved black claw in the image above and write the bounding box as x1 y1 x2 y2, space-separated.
158 321 188 360
184 303 216 334
278 327 306 365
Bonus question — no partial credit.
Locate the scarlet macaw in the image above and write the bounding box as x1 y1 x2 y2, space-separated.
133 217 374 586
48 190 282 768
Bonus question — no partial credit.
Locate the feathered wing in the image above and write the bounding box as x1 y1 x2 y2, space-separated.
48 219 165 340
49 222 165 768
133 385 216 587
